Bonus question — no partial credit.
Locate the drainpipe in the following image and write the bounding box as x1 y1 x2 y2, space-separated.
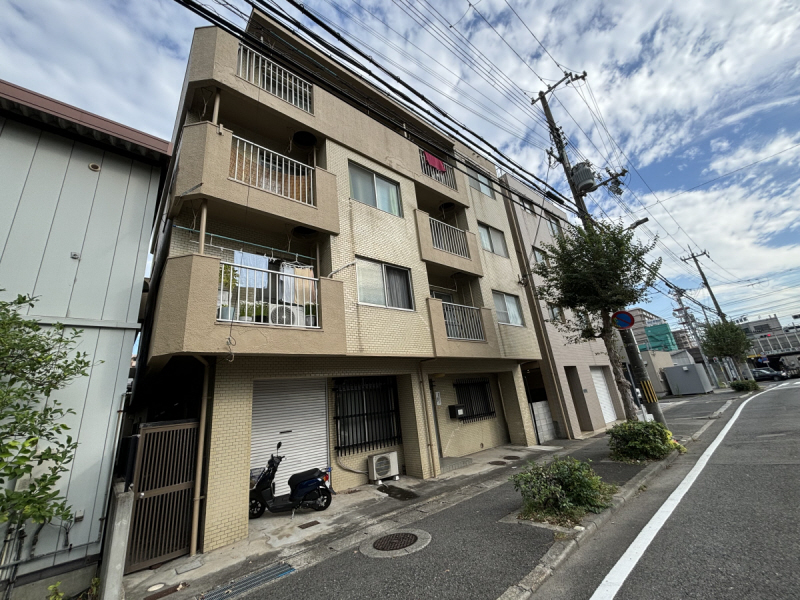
198 199 208 255
190 356 209 556
417 358 438 478
211 88 221 125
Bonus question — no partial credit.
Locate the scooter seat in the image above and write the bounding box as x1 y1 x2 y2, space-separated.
288 468 324 490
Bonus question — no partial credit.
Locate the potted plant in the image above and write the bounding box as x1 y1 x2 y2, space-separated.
239 304 254 322
304 303 318 327
254 304 267 323
219 304 233 320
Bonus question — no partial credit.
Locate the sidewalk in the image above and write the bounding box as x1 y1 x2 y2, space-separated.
123 396 739 600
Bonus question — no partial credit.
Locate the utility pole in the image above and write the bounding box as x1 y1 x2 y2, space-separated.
533 74 667 426
673 291 718 388
681 250 726 322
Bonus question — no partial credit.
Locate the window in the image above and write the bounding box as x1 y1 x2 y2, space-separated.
546 216 562 238
548 303 565 323
349 162 402 216
334 376 402 455
478 223 509 257
533 247 549 264
492 291 524 326
453 377 496 422
431 290 454 303
466 166 495 198
357 259 414 310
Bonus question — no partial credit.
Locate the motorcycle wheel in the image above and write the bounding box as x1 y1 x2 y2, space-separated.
249 497 266 519
311 487 332 511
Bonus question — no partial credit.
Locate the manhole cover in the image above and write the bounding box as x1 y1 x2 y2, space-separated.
503 455 521 460
488 460 507 466
373 533 418 551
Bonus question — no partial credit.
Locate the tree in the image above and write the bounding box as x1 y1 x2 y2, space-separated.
700 321 751 378
532 221 662 420
0 294 90 537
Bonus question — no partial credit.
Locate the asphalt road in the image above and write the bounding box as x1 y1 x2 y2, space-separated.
533 381 800 600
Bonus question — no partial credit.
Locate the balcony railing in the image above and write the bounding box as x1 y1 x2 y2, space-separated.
237 44 313 113
230 136 314 206
442 302 484 341
429 217 470 258
419 149 457 190
218 262 319 328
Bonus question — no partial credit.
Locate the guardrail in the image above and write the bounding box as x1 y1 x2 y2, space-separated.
237 44 313 113
429 217 470 258
218 262 319 328
419 149 457 190
442 302 484 341
230 136 314 206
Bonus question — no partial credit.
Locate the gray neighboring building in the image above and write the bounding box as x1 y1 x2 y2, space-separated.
0 80 169 598
502 173 625 440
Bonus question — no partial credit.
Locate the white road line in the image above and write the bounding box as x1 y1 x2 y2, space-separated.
589 389 768 600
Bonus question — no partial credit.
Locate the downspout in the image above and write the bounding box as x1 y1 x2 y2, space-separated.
190 356 209 556
417 358 438 478
502 184 575 439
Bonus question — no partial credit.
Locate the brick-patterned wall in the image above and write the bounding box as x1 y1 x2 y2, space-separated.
326 141 435 357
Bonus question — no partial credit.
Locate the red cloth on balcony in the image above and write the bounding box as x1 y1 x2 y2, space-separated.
423 151 447 173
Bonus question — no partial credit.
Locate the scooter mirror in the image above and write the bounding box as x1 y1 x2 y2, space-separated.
276 441 282 450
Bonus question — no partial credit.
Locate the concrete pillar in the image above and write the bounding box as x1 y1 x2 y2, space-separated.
99 482 133 600
497 367 538 446
396 374 435 479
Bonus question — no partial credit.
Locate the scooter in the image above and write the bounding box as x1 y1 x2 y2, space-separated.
249 442 333 519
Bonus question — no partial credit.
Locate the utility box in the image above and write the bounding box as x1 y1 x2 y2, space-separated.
663 364 713 396
448 404 466 419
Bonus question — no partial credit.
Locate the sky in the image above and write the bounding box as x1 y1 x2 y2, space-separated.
2 0 799 332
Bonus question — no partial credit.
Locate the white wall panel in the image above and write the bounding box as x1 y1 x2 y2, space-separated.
126 168 160 323
31 142 103 317
0 131 71 299
0 121 40 267
68 154 132 320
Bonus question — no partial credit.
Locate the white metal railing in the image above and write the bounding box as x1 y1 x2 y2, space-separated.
419 149 457 190
429 217 470 258
230 136 314 206
218 262 319 328
442 302 484 341
237 44 313 113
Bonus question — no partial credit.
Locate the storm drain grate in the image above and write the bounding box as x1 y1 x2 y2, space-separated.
200 562 294 600
298 520 319 529
373 533 418 551
488 461 507 466
503 456 521 460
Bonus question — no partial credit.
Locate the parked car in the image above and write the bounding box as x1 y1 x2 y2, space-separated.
752 368 788 381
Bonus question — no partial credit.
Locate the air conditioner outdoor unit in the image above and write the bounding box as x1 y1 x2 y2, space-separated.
269 304 304 326
368 450 400 484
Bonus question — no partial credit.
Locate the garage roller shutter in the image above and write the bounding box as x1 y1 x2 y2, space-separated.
252 379 329 497
590 367 618 424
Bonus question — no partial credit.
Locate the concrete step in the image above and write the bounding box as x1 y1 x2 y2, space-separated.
439 456 473 473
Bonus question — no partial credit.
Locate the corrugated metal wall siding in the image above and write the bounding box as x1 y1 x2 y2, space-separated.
0 118 159 575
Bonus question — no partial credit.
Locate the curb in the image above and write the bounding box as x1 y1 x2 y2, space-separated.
498 410 727 600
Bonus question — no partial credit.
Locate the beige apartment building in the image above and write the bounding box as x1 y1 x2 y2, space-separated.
131 10 541 564
501 174 625 440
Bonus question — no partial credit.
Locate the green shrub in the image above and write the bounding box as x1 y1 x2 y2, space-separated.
608 420 686 462
730 380 759 392
510 457 616 526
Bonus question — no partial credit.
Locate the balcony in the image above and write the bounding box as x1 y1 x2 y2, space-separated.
427 298 499 359
419 149 457 190
217 262 319 327
170 122 339 235
415 210 482 277
237 44 313 113
149 254 346 361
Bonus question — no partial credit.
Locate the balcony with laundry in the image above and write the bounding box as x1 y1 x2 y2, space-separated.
426 279 499 359
149 217 346 362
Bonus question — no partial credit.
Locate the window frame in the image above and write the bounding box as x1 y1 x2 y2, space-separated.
453 377 496 423
333 376 402 456
348 161 403 217
466 166 496 198
546 215 563 238
477 222 509 258
547 303 565 323
356 258 415 311
492 291 525 326
533 247 549 265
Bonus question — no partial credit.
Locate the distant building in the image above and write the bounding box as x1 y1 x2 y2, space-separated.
736 314 800 363
628 308 677 351
672 328 696 350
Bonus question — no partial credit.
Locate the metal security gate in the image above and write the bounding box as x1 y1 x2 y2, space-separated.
251 379 328 497
590 367 618 424
125 420 198 574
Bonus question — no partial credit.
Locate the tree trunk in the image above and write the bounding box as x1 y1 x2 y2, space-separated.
601 312 638 421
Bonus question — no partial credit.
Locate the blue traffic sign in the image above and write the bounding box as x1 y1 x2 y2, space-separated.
612 311 635 330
